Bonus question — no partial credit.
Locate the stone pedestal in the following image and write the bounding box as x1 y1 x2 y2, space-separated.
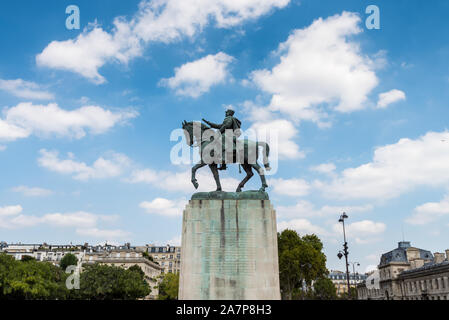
179 191 281 300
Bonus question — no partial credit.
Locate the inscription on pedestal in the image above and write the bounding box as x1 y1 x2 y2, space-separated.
179 198 281 300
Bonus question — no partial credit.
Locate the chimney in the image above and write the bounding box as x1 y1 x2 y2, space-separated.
434 252 445 264
411 259 424 269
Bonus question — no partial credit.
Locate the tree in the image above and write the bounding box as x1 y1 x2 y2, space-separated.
158 272 179 300
60 253 78 271
20 255 36 262
73 264 150 300
313 277 337 300
278 230 328 300
340 287 358 300
128 264 145 278
0 253 68 300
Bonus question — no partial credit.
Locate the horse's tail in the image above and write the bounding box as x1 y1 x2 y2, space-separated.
259 141 271 171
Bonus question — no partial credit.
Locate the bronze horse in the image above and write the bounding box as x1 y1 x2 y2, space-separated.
182 121 271 192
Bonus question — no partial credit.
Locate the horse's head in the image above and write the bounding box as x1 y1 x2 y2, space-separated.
182 120 211 147
182 120 194 146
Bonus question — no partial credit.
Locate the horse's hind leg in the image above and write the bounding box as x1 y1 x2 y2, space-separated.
236 164 253 192
250 162 268 192
209 164 222 191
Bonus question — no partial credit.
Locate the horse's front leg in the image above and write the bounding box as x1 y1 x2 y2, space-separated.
191 161 206 189
209 164 222 191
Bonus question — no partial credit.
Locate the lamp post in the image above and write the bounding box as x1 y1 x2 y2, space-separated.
337 212 351 298
350 261 360 275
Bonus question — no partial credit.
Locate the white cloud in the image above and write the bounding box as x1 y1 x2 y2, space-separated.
3 102 137 139
38 149 131 181
277 218 329 237
37 0 290 83
0 205 23 217
250 12 378 122
127 168 240 193
0 206 127 240
167 235 182 246
0 207 121 235
37 23 143 84
160 52 234 97
310 163 336 175
318 131 449 200
0 119 30 141
76 227 130 240
333 220 386 244
365 265 378 273
140 198 187 217
0 145 6 151
276 201 372 219
40 212 107 228
406 194 449 225
248 119 304 159
376 89 406 109
0 78 54 100
12 186 53 197
269 178 310 197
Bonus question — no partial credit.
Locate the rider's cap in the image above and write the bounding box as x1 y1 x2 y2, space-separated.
226 109 235 116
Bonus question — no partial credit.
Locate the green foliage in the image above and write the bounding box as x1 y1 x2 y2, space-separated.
158 272 179 300
59 253 78 271
71 263 150 300
339 287 358 300
313 277 337 300
128 264 145 278
142 251 156 263
278 230 328 300
0 253 68 300
20 255 36 262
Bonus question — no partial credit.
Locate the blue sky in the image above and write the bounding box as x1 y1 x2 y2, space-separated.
1 0 449 272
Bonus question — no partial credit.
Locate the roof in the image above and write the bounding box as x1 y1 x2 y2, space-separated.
379 241 433 267
399 260 449 277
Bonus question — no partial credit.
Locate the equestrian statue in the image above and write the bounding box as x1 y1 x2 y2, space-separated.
182 109 271 192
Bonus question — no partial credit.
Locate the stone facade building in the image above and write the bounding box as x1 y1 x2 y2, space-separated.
357 241 449 300
146 244 181 274
328 270 367 296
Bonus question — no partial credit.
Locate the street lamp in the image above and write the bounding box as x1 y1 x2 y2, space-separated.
337 212 351 298
350 261 360 275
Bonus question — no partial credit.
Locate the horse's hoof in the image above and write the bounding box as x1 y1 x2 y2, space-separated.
259 187 266 192
216 188 222 192
192 181 199 189
236 188 242 193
